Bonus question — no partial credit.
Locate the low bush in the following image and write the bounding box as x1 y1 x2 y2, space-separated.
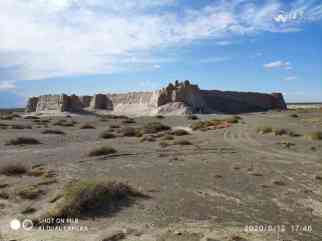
161 135 174 141
0 162 28 176
142 122 171 134
42 129 65 135
80 123 95 129
119 127 142 137
46 178 145 217
99 131 116 139
256 126 273 134
122 119 136 124
11 124 32 130
53 120 76 127
187 115 198 120
88 146 117 157
171 129 189 136
290 113 299 118
17 186 44 200
155 115 165 119
6 137 41 145
174 139 192 145
305 131 322 141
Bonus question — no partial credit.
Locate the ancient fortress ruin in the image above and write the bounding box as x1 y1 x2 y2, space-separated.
25 80 287 115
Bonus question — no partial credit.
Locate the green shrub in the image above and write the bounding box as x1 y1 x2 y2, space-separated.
88 146 117 157
6 137 41 145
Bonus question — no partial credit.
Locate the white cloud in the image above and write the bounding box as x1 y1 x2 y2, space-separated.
263 60 292 70
284 76 297 81
0 81 16 91
199 57 231 63
0 0 321 82
153 64 161 69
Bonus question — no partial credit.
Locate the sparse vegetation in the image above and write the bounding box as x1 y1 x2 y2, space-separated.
99 130 116 139
80 123 95 129
174 139 192 145
6 137 41 145
88 146 117 157
122 118 136 124
191 118 233 131
120 127 142 137
256 126 273 134
171 129 190 136
53 119 76 127
290 113 299 118
155 115 165 119
17 186 44 200
305 131 322 141
0 162 28 176
142 122 171 134
46 178 145 218
273 128 289 136
42 129 65 135
187 115 198 120
161 135 174 141
140 136 156 142
11 124 32 129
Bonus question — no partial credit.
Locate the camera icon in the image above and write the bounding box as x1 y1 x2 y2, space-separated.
10 219 34 231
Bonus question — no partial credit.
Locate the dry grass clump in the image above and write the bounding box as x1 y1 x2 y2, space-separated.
119 127 142 137
0 162 28 176
46 178 145 218
0 123 9 129
191 118 233 131
6 137 41 145
161 135 174 141
290 113 299 118
305 131 322 141
99 130 116 139
122 118 136 124
155 115 165 119
171 129 190 136
174 139 192 145
110 124 120 129
80 123 96 129
11 124 32 129
256 126 273 134
187 115 198 120
273 128 289 136
42 129 65 135
24 116 40 120
0 191 9 199
142 122 171 134
140 136 156 142
53 119 76 127
0 113 20 120
17 186 44 200
88 146 117 157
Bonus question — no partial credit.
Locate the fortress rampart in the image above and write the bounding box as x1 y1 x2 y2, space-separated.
25 80 287 115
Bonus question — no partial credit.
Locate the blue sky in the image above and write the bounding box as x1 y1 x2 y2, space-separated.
0 0 322 107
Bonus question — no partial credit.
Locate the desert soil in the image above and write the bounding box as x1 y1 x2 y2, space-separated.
0 110 321 241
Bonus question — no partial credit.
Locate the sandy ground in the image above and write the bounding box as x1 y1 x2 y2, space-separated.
0 110 321 241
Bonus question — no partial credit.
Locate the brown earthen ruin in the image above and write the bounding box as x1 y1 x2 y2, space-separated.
25 80 287 115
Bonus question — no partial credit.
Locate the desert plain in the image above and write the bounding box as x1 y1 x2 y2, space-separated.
0 109 321 241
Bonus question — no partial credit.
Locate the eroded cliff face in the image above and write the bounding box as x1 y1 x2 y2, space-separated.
25 80 287 115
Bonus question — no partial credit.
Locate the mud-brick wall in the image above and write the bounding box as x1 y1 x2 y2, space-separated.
201 90 287 114
35 95 68 112
107 91 159 108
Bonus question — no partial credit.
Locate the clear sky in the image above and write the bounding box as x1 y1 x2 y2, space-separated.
0 0 322 107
